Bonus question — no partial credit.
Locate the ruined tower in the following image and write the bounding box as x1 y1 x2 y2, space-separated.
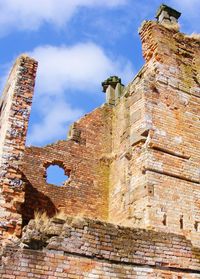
0 56 37 237
0 5 200 278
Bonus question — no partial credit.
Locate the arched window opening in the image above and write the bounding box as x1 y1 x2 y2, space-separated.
46 164 69 186
195 221 200 232
180 215 183 230
162 213 167 226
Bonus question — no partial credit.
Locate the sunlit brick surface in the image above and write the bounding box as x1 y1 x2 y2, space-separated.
0 7 200 278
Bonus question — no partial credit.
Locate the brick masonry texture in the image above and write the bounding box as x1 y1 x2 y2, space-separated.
109 22 200 244
1 217 200 278
0 55 37 238
21 105 112 225
0 5 200 278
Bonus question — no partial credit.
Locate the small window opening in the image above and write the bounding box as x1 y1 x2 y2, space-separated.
46 164 69 186
195 221 200 232
0 103 3 115
180 215 183 230
162 213 167 226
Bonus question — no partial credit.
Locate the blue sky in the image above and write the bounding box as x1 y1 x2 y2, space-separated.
0 0 199 147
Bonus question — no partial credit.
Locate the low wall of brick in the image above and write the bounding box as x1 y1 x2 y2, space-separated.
1 218 200 278
1 247 200 279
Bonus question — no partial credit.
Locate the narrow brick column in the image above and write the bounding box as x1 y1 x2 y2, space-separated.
137 7 200 237
0 55 37 239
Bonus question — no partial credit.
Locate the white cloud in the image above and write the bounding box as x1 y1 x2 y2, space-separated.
169 0 200 32
27 98 83 145
24 42 133 145
0 0 127 35
29 42 133 96
0 42 133 146
171 0 199 9
170 0 199 16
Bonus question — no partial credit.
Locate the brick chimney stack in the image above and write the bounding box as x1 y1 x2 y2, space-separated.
156 4 181 28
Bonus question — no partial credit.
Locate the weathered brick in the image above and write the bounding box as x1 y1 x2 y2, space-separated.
0 4 200 279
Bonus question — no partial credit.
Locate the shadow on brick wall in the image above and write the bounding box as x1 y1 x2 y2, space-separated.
21 175 57 227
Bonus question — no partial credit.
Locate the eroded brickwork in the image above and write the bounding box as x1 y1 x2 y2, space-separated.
2 249 200 279
0 4 200 278
1 218 200 278
0 55 37 239
109 19 200 245
21 106 112 224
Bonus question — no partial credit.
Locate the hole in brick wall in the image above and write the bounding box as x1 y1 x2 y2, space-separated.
0 103 3 115
180 215 183 229
162 213 167 226
194 221 200 232
46 164 69 186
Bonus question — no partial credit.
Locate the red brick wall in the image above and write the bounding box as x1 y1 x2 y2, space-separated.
15 22 200 245
0 55 37 237
108 21 200 245
1 249 200 279
139 22 200 238
1 17 200 249
21 105 112 224
1 12 200 279
1 218 200 278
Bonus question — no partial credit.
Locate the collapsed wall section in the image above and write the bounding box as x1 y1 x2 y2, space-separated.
0 55 37 239
21 105 113 225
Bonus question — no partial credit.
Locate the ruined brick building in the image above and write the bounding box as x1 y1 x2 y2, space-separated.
0 4 200 278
